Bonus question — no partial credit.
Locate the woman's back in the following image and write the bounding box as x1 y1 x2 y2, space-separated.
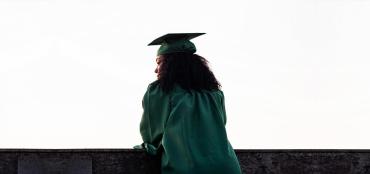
140 82 241 174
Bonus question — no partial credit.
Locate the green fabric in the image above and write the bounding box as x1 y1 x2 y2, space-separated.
139 81 242 174
157 39 196 56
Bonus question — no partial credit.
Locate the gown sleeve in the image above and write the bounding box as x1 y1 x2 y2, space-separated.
139 81 171 155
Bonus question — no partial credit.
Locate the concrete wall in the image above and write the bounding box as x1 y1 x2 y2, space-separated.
1 149 370 174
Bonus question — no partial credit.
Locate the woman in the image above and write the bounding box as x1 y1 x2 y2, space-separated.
136 33 242 174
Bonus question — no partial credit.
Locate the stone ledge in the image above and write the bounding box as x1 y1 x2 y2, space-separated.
1 149 370 174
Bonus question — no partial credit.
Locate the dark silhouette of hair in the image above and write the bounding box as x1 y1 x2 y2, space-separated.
158 52 221 92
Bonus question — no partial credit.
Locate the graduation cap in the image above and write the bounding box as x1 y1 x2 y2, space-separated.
148 33 205 56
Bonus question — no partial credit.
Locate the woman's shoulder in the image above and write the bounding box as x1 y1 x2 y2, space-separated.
146 81 224 97
144 80 166 98
145 80 163 93
173 84 224 97
147 80 160 89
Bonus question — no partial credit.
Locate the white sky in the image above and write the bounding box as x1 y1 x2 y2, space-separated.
1 0 370 149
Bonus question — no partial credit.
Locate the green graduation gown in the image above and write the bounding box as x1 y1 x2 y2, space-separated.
139 81 242 174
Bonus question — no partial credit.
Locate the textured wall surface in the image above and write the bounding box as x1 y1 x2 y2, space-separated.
1 149 370 174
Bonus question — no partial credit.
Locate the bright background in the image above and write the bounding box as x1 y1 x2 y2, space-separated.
1 0 370 149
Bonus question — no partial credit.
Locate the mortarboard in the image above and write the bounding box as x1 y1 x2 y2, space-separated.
148 33 205 56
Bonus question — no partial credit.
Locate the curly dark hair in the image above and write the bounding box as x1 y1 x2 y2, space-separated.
158 52 221 92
